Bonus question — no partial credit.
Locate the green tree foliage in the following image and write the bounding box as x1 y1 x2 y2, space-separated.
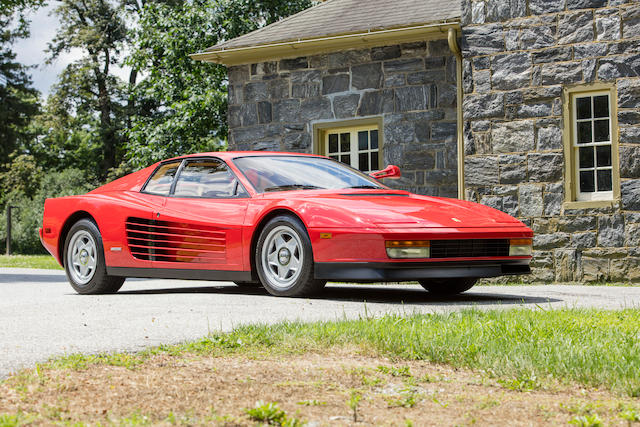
0 2 40 167
1 167 96 254
45 0 129 178
126 0 313 168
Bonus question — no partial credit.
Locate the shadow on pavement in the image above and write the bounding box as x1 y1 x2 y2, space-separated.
0 273 68 283
117 283 560 306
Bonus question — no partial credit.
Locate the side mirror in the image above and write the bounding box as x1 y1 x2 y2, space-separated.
369 165 401 180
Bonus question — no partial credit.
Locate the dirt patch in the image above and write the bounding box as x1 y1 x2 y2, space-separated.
0 350 635 426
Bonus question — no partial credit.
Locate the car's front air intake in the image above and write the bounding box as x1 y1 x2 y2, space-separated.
125 217 226 263
430 239 510 258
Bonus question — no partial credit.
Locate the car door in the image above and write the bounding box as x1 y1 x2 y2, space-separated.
119 160 182 267
152 157 250 272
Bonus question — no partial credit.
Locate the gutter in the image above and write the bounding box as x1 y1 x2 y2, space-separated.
191 21 461 66
448 28 465 201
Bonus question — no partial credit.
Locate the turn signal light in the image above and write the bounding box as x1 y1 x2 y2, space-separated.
386 240 430 259
509 238 533 256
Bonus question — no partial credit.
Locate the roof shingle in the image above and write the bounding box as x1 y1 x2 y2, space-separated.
206 0 461 52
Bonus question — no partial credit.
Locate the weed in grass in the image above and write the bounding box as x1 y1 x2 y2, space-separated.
296 400 326 406
476 397 500 410
0 413 35 427
347 389 362 423
244 401 304 426
385 390 422 408
569 414 604 427
377 365 411 377
620 408 640 425
497 373 541 392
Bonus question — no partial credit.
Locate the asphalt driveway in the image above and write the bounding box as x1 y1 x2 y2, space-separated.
1 267 639 379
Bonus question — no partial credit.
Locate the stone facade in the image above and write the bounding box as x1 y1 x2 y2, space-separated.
461 0 640 282
227 40 459 196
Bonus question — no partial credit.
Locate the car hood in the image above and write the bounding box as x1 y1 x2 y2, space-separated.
269 189 524 229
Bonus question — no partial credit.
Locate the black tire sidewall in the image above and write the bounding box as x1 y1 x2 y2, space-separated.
255 215 319 297
64 219 120 294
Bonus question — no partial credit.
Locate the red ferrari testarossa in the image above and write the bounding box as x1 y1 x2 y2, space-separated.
40 152 533 297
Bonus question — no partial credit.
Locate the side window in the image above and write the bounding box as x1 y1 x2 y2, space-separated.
143 161 181 195
173 159 241 198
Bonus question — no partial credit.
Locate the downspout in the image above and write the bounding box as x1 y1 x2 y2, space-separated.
448 27 465 200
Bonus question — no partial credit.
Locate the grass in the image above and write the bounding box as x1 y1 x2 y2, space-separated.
0 254 61 270
41 308 640 397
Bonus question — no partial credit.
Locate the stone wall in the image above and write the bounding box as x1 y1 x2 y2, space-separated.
227 40 459 196
462 0 640 282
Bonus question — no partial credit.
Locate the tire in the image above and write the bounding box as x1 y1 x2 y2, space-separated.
418 278 477 296
255 215 326 297
63 219 125 295
233 281 262 288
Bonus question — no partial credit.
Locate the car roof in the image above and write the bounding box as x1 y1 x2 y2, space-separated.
164 151 325 162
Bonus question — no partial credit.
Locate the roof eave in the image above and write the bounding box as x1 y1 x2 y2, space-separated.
190 21 461 66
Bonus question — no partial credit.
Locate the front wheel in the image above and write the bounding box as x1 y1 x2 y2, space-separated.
64 219 125 295
418 278 477 296
255 215 325 297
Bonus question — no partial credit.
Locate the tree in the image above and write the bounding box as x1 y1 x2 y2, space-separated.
47 0 128 178
0 1 40 167
125 0 314 168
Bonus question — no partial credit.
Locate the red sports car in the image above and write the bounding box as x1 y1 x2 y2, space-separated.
40 152 533 297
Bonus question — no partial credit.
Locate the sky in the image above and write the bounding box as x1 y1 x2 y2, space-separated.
13 3 130 98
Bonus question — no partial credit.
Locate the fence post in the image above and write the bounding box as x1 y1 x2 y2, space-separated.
5 206 16 256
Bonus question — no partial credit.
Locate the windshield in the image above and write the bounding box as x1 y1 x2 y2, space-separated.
233 156 387 193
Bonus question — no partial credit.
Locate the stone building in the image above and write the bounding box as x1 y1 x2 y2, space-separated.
192 0 640 283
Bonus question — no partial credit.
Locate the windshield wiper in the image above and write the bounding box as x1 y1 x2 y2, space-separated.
345 185 381 189
264 184 324 192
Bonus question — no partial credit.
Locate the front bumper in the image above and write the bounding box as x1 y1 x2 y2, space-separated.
314 259 531 282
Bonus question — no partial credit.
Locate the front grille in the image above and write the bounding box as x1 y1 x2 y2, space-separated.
125 217 226 263
430 239 509 258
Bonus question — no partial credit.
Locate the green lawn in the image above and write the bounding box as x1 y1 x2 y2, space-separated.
0 254 62 270
49 308 640 397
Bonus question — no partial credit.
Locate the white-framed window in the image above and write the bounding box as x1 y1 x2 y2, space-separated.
324 125 380 173
571 91 615 201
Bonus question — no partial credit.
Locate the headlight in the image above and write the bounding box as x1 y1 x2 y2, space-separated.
386 240 430 259
509 238 532 256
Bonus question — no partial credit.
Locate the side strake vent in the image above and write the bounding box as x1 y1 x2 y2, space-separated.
125 217 225 263
430 239 510 258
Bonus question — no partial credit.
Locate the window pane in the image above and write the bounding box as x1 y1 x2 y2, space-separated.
144 162 181 195
593 95 609 118
340 133 350 152
371 152 379 170
594 119 610 142
359 153 369 171
576 97 592 119
577 121 592 144
371 130 379 149
174 160 236 198
597 169 612 191
580 170 595 193
328 134 338 153
596 146 612 167
358 131 368 151
579 147 594 168
329 155 339 161
340 154 351 165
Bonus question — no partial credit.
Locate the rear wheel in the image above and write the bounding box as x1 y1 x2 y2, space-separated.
64 219 125 295
255 215 325 297
418 278 477 296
